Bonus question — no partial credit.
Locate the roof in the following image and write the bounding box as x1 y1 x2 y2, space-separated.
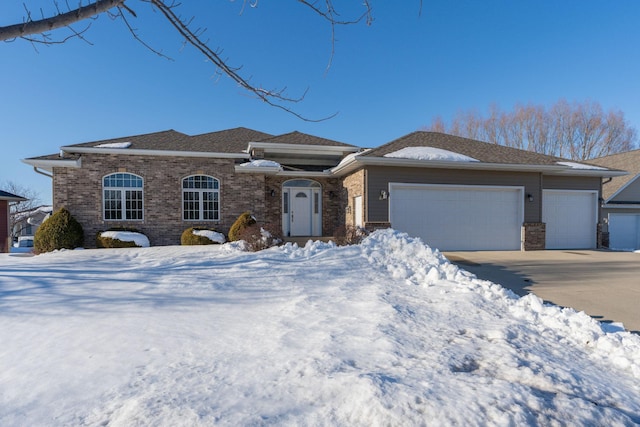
0 190 27 201
362 132 572 165
257 131 355 148
590 149 640 200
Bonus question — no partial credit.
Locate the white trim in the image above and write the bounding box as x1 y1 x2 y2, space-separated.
330 156 627 178
21 157 82 171
604 173 640 203
102 172 144 222
247 142 359 156
234 165 282 175
181 175 221 222
602 204 640 209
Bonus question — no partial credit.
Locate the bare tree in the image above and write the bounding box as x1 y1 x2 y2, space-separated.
424 99 637 160
0 1 373 121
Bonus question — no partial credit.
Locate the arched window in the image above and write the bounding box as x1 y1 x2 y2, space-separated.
103 173 144 220
182 175 220 221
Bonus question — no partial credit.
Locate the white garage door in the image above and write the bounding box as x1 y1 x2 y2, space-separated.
389 183 523 251
542 190 597 249
608 213 640 251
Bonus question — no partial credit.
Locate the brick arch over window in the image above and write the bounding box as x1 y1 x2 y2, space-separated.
103 172 144 221
182 175 220 221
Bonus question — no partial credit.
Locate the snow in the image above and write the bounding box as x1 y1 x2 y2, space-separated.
384 147 479 162
238 159 282 169
1 229 639 425
100 230 150 247
192 229 226 244
95 142 132 149
557 161 607 170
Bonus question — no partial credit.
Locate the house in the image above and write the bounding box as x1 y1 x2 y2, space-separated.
23 128 625 251
12 205 53 239
0 190 26 253
591 149 640 250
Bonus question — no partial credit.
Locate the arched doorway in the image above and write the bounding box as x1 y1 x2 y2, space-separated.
282 179 322 236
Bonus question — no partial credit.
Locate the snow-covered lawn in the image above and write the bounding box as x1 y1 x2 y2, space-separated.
1 230 639 426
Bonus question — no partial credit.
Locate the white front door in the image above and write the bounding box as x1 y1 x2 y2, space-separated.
290 189 313 236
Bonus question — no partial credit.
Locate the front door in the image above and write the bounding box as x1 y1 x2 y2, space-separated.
290 189 313 236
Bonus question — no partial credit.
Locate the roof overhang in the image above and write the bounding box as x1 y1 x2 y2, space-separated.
603 174 640 203
247 142 359 157
602 203 640 209
0 195 27 202
22 157 82 172
60 146 249 159
329 156 629 178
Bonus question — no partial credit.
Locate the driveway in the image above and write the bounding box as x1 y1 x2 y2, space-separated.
443 250 640 334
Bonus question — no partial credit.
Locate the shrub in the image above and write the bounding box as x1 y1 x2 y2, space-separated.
97 228 149 248
33 207 84 253
181 227 226 245
228 211 256 242
332 225 368 246
237 223 282 252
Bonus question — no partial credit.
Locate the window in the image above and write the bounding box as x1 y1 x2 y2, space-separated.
103 173 144 220
182 175 220 221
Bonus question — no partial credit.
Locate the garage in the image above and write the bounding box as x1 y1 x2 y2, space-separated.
389 183 524 251
542 190 598 249
608 213 640 250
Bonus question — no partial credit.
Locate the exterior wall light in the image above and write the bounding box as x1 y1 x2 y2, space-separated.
527 193 534 202
379 190 389 200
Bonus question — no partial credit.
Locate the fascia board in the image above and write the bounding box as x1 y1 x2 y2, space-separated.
234 166 282 175
61 146 249 159
604 174 640 203
329 156 627 177
602 203 640 209
247 142 360 155
22 157 82 171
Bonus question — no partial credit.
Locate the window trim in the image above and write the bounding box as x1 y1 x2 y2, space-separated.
102 172 144 221
181 175 221 222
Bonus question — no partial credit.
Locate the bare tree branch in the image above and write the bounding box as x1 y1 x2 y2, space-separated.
0 0 125 41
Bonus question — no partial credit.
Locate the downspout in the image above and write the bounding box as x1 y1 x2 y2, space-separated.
32 167 53 179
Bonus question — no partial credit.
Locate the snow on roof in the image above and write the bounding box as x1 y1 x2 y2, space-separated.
95 142 132 149
238 160 282 169
384 146 479 162
557 161 607 170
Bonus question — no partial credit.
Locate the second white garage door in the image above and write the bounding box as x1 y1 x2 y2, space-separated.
608 213 640 250
389 183 523 251
542 190 598 249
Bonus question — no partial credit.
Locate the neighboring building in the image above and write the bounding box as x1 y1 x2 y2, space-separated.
23 128 624 251
12 205 53 239
0 190 26 253
591 149 640 250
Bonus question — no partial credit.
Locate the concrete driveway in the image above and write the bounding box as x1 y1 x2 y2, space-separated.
442 250 640 334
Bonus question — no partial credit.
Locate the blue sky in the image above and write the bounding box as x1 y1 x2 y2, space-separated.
2 1 640 205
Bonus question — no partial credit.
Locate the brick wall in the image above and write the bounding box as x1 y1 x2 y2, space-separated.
342 169 365 227
522 222 545 251
54 154 266 247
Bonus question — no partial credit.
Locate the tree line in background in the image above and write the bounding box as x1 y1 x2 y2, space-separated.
425 99 638 160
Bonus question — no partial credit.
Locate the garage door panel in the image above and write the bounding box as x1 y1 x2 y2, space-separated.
608 214 640 250
390 184 523 251
542 190 597 249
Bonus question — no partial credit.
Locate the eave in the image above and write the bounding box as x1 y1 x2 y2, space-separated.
22 157 82 172
329 156 628 178
247 142 360 157
60 146 249 159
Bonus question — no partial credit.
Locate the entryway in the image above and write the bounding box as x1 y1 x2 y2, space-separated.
282 179 322 237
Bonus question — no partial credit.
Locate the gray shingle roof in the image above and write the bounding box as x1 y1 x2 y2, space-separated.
0 190 26 200
257 131 355 147
361 131 589 166
590 149 640 200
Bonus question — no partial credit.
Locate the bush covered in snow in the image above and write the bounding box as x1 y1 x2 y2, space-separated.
33 207 84 253
238 223 281 252
228 211 256 242
332 225 368 246
97 228 150 248
181 227 226 245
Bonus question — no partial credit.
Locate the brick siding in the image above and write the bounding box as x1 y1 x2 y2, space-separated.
522 222 545 251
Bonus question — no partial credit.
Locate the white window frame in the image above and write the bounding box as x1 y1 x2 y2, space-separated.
102 172 144 221
182 175 220 221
